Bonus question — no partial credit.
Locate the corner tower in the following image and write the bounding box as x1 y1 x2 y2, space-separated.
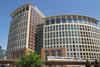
7 3 44 60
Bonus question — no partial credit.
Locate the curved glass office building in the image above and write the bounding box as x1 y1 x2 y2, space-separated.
43 15 100 61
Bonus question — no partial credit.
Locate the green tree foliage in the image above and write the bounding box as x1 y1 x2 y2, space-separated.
19 52 43 67
94 60 100 67
85 60 91 67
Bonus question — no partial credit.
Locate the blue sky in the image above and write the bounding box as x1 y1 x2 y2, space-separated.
0 0 100 49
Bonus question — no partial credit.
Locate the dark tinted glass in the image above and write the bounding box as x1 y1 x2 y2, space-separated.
62 17 66 23
51 19 55 24
46 20 49 25
56 18 60 23
67 17 72 23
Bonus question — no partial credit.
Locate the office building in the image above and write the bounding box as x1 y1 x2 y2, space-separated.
0 46 6 60
7 3 44 60
43 15 100 61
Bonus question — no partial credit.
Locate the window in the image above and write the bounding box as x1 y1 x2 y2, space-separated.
56 32 58 37
68 25 70 30
59 25 61 30
48 33 49 38
71 25 73 30
50 32 52 38
45 27 47 32
60 38 62 44
73 17 77 23
67 17 72 23
79 18 83 23
53 26 55 31
65 25 67 30
26 6 29 11
45 33 47 38
62 17 66 23
66 38 68 44
53 32 55 37
62 31 64 37
53 39 55 44
56 25 58 30
56 18 60 23
50 26 52 31
48 27 49 31
50 39 52 45
22 8 25 12
74 25 76 30
56 39 58 44
59 32 61 37
65 31 68 37
46 20 49 25
51 18 55 24
62 25 64 30
63 38 65 44
51 50 56 56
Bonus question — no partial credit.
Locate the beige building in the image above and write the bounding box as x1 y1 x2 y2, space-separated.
7 3 44 60
42 15 100 67
43 15 100 61
6 3 100 67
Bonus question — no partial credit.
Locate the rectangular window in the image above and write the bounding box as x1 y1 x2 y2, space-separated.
62 31 64 37
62 25 64 30
26 6 29 11
59 32 61 37
51 19 55 24
53 26 55 31
46 20 49 25
63 38 65 44
45 27 47 32
53 39 55 44
56 32 58 37
62 17 66 23
68 25 70 30
65 25 67 30
56 25 58 30
50 26 52 31
56 39 58 44
53 32 55 37
59 25 61 30
66 38 68 44
56 18 60 23
73 17 77 23
65 31 68 37
67 17 72 23
79 18 83 23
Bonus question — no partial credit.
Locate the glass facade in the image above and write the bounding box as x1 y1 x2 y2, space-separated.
45 15 99 28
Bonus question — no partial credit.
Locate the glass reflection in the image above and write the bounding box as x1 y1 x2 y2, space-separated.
73 17 77 23
56 18 60 23
62 17 66 23
51 19 55 24
67 17 72 23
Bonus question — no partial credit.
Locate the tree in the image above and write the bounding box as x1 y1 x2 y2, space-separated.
94 60 100 67
19 52 44 67
85 60 91 67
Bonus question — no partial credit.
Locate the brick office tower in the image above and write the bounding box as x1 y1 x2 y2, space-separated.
7 3 44 60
